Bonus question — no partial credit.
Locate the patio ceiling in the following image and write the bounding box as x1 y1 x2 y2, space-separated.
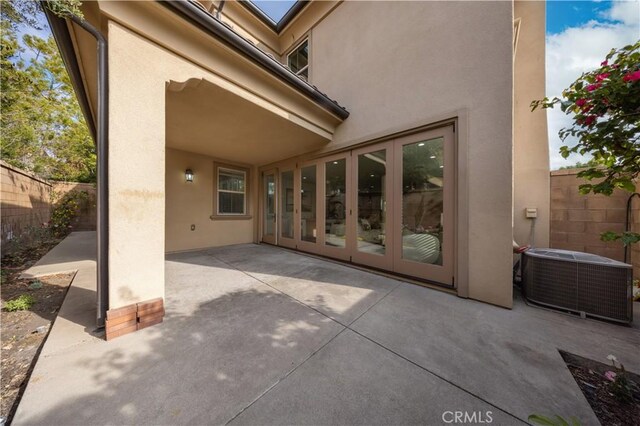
166 78 331 165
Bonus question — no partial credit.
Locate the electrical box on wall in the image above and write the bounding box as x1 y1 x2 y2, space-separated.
525 208 538 219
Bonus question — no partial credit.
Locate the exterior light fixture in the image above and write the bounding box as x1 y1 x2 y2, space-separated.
185 169 194 182
418 142 425 147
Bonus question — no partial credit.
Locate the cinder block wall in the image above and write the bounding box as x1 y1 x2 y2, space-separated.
1 161 52 243
550 169 637 274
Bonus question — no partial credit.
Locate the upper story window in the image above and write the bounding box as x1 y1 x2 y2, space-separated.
287 39 309 80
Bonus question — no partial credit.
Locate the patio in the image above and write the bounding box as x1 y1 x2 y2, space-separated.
13 232 640 425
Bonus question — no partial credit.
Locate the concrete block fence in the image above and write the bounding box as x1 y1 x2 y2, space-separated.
1 160 96 248
550 168 639 278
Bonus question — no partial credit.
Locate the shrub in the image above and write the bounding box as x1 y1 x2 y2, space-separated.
4 294 35 312
49 189 92 237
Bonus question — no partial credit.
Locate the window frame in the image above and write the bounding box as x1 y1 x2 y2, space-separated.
212 163 252 220
287 37 309 80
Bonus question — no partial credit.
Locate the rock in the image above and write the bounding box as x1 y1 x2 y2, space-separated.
33 325 48 334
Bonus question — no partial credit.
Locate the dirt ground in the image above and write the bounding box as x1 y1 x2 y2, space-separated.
561 351 640 426
1 239 71 425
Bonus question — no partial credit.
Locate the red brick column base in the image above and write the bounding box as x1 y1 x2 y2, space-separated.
105 297 164 340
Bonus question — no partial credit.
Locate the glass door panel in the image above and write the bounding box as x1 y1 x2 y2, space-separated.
322 155 351 260
393 127 454 285
279 169 296 248
262 171 276 244
351 143 393 270
298 163 321 254
400 137 444 265
325 159 347 248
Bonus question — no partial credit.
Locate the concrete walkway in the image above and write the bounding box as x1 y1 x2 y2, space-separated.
13 234 640 425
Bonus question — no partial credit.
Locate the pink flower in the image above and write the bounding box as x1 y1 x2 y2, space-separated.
604 371 617 381
622 70 640 82
575 98 587 107
586 83 601 92
595 73 610 82
584 115 596 126
601 60 608 66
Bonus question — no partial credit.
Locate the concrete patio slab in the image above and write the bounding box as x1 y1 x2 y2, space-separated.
229 329 522 425
12 239 640 426
15 241 344 425
350 281 640 424
208 244 402 325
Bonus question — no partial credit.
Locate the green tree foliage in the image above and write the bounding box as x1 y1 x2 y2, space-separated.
532 41 640 246
1 0 94 182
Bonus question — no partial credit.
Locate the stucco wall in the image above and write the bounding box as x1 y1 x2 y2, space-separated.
309 1 514 307
165 148 255 252
1 161 52 244
550 169 632 264
513 1 550 249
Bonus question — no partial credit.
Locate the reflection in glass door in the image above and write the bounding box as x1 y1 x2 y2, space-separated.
393 127 454 285
262 171 276 245
279 169 296 249
351 143 394 271
300 165 318 246
323 156 350 260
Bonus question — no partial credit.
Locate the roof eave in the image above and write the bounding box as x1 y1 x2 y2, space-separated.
162 0 349 120
42 6 98 141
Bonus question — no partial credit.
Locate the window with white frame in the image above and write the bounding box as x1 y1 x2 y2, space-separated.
287 39 309 80
217 167 247 215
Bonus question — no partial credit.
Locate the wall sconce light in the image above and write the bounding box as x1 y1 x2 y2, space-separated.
185 168 194 182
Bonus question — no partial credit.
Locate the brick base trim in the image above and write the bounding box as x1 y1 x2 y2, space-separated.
105 298 164 340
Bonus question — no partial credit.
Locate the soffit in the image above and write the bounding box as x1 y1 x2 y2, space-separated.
166 78 330 165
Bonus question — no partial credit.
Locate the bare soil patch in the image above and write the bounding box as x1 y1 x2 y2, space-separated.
1 239 71 425
560 350 640 426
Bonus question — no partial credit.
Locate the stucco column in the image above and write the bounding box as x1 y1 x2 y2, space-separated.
108 21 165 309
513 1 550 249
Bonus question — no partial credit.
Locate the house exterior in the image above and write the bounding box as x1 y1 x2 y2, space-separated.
45 0 549 338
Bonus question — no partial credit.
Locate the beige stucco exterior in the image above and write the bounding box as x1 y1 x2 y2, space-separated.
65 0 548 312
513 0 550 249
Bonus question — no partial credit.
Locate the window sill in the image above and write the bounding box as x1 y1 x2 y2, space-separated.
210 214 253 221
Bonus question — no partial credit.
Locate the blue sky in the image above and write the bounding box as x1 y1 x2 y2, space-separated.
252 0 296 22
544 0 639 168
547 0 615 33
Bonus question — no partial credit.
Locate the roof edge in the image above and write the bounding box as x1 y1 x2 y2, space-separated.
42 5 98 141
162 0 349 120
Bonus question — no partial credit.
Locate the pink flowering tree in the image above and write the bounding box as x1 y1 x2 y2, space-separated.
532 41 640 245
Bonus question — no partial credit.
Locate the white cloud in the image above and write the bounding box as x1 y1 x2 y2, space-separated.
546 0 640 170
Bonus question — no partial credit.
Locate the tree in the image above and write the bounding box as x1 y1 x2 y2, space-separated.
532 41 640 245
1 0 95 182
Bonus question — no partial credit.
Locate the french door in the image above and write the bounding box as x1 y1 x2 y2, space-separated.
278 168 296 249
262 170 277 245
350 142 394 270
391 127 455 286
263 125 455 287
